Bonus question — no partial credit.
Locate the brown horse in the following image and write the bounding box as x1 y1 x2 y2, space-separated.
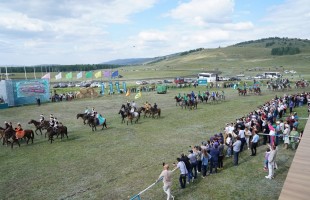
174 96 182 106
87 116 107 131
3 127 20 148
76 113 90 125
28 119 49 135
15 129 35 144
237 88 247 96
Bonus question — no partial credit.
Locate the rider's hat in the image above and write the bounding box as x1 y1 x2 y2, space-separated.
40 114 44 117
17 122 21 125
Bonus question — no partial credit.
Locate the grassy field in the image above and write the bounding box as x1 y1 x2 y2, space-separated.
0 86 308 200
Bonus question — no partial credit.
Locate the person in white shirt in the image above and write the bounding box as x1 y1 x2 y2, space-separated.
158 163 174 200
174 158 188 189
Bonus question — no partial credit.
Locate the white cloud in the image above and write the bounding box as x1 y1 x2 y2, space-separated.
223 22 254 31
167 0 234 26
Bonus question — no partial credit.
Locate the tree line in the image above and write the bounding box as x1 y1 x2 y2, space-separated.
0 64 121 73
271 47 301 56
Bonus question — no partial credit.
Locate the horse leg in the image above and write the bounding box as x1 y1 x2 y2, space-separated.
35 128 39 135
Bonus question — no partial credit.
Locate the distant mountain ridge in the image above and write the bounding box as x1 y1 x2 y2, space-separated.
101 48 204 65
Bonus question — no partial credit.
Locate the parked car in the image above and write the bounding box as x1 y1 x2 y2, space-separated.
90 82 101 87
228 77 241 81
59 83 68 88
67 82 75 87
254 74 265 79
163 79 173 83
53 83 60 88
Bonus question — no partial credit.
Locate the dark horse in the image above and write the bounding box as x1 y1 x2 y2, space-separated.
253 87 261 95
76 113 90 125
118 109 127 123
87 116 107 131
3 127 20 148
2 127 34 148
150 107 161 118
28 119 49 135
174 96 182 106
45 126 68 144
187 98 198 110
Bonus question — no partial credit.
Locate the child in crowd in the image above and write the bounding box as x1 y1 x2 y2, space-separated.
264 147 270 171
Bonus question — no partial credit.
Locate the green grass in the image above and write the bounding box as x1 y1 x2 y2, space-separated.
0 86 308 200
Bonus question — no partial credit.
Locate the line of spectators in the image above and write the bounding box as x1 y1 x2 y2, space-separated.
159 92 309 199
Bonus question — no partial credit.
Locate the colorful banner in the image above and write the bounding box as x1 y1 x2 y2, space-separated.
135 91 141 99
111 70 118 78
85 71 93 79
104 71 111 78
109 81 113 94
115 81 120 94
122 81 127 93
16 79 49 98
41 73 50 79
101 82 105 96
55 72 62 80
77 71 83 79
66 72 72 79
95 71 102 78
126 89 130 97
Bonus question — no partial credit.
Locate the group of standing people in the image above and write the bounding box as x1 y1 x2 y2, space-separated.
157 92 308 199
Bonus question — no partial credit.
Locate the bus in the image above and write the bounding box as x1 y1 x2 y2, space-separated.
197 73 218 85
264 72 282 79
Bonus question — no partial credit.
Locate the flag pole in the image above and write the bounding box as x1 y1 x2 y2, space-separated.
34 67 36 79
24 66 27 80
5 66 8 80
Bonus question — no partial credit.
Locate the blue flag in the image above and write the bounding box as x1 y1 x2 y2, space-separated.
111 70 118 78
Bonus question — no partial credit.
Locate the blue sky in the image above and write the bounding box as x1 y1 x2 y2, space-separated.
0 0 309 65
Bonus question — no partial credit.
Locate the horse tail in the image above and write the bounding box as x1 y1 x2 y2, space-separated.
158 109 161 117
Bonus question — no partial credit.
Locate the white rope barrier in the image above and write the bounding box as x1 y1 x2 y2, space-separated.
130 168 178 200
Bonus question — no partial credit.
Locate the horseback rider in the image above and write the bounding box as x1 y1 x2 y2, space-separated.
153 103 158 112
191 91 195 99
40 114 45 123
84 107 90 116
131 101 137 111
127 100 130 108
49 115 55 129
91 107 96 117
177 93 181 99
53 118 59 132
183 93 188 104
144 101 150 111
15 122 23 131
4 121 10 130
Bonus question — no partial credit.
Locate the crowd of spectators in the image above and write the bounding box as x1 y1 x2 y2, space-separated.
158 92 309 199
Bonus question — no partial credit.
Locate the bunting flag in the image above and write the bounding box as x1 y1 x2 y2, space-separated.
135 91 142 99
122 81 127 93
95 71 102 78
41 73 50 79
126 89 130 97
66 72 73 79
111 70 119 78
104 71 111 77
85 71 93 79
55 72 62 80
77 71 83 79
